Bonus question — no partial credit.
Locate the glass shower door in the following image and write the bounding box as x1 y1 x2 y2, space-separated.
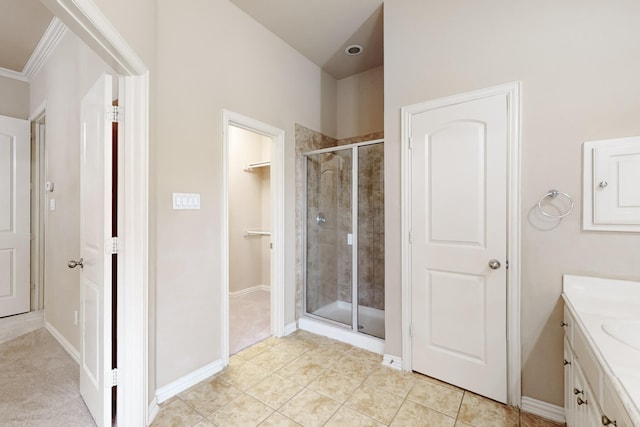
305 149 353 326
357 143 385 339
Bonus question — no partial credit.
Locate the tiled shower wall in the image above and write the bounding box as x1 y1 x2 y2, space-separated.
295 124 384 318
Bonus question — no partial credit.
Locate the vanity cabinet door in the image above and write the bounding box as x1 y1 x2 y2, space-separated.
563 305 574 345
602 376 634 427
573 359 601 427
564 338 576 427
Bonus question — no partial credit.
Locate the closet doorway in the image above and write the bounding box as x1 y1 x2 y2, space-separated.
222 110 285 362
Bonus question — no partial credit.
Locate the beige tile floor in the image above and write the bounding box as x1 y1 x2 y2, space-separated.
153 330 564 427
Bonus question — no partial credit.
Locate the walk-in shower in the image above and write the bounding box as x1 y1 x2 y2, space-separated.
303 140 384 340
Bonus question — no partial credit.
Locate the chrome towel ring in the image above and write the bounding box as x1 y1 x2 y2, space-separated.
537 189 574 219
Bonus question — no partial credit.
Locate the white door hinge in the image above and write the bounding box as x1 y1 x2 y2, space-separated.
409 325 413 337
107 368 118 387
107 105 120 123
408 231 412 244
110 237 119 254
408 137 413 150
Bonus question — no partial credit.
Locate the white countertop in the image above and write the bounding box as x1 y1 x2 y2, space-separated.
563 274 640 425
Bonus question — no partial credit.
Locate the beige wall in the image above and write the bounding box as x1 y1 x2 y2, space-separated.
29 30 116 352
0 76 29 119
154 0 336 388
336 66 384 139
385 0 640 406
229 126 271 292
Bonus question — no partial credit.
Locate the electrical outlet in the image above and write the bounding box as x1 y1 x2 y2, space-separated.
74 310 79 326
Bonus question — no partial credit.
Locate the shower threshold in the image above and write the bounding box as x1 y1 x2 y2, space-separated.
312 301 384 339
301 301 385 354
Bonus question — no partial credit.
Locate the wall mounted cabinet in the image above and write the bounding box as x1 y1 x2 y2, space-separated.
583 136 640 232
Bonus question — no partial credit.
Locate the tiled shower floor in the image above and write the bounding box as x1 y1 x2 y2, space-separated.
152 330 564 426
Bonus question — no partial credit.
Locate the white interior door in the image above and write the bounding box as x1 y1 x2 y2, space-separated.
0 115 30 317
79 74 113 426
410 93 508 403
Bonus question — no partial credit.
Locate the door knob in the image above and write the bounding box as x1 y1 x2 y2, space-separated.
68 258 84 269
488 259 501 269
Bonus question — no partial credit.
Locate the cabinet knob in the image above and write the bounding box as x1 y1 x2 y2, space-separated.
573 388 583 395
599 181 608 188
601 415 617 426
560 321 569 327
577 397 587 406
563 359 571 366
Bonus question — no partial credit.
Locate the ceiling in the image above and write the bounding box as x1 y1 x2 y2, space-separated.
0 0 53 73
230 0 384 80
0 0 383 80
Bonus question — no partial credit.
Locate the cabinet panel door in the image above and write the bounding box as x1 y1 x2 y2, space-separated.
574 359 601 427
564 339 576 427
593 140 640 224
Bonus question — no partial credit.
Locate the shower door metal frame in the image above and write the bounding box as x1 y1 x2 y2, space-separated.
302 139 384 334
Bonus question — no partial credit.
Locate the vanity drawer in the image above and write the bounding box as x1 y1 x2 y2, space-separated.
602 375 634 427
574 325 603 399
563 304 574 345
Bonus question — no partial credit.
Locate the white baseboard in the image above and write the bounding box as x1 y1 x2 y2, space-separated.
382 354 403 371
229 284 270 298
283 321 297 336
147 396 159 426
521 396 565 424
155 359 224 404
299 317 385 354
45 321 80 365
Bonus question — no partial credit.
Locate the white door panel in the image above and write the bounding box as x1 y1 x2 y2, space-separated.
79 74 113 426
411 93 508 403
594 142 640 224
0 115 30 317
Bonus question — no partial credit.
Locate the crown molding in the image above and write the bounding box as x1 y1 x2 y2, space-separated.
0 67 27 82
0 17 67 83
23 17 67 81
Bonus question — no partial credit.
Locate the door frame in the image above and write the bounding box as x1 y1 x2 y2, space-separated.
40 0 150 425
221 109 285 366
400 82 522 406
29 102 47 311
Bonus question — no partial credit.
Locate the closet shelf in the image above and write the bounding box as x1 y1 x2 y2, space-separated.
245 230 271 236
244 161 271 171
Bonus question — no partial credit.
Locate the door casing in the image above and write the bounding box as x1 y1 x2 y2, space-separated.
30 103 47 311
400 82 522 406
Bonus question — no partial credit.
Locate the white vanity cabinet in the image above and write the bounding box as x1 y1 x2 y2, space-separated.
564 309 601 427
562 287 637 427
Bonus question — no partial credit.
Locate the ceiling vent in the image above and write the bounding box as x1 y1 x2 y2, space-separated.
344 44 364 56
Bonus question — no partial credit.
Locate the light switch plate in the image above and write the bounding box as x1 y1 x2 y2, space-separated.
172 192 201 210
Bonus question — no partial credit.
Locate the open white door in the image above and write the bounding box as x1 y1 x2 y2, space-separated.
410 93 508 403
77 74 113 426
0 115 30 318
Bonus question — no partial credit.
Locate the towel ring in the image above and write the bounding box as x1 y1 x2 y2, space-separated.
537 189 574 219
